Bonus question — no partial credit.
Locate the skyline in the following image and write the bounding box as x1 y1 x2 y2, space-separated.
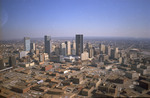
0 0 150 40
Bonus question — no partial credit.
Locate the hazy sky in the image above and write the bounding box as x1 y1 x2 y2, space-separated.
0 0 150 40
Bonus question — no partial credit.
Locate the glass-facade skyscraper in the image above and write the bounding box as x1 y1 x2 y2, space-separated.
24 37 30 51
44 35 52 56
76 34 83 56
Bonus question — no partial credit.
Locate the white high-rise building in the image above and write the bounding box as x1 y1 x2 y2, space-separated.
99 44 105 54
72 40 76 50
115 47 119 59
65 41 71 55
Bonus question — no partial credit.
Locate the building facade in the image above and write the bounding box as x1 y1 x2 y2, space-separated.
44 35 52 56
60 43 66 56
76 34 83 56
65 41 71 55
24 37 30 51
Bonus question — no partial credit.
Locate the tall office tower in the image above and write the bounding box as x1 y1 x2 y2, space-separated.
92 47 96 56
110 49 115 59
0 59 5 70
85 43 89 50
30 43 36 51
9 56 16 68
71 40 76 55
99 43 105 54
72 40 76 50
105 45 111 56
88 48 94 58
99 54 104 62
51 45 56 53
76 34 83 56
85 43 92 49
35 49 39 55
24 37 30 51
30 43 36 53
65 41 71 55
114 47 119 59
44 35 52 56
110 47 119 59
55 47 60 56
119 57 127 65
60 43 66 56
39 53 44 62
86 43 94 58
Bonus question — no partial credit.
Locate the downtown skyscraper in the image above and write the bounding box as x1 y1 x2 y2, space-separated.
60 43 66 56
76 34 83 56
65 41 71 56
44 35 52 56
24 37 30 51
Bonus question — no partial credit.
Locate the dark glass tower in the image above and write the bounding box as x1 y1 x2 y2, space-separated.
44 35 52 55
9 56 16 68
76 34 83 56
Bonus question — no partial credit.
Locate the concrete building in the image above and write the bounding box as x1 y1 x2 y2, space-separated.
125 71 139 79
44 53 49 61
88 48 94 58
60 43 66 56
64 56 75 62
0 59 5 70
99 54 109 62
52 45 56 53
19 51 28 58
65 41 71 55
85 43 92 50
54 47 60 56
39 53 44 62
71 40 76 55
81 51 89 61
139 80 150 90
71 74 85 84
115 48 119 59
30 43 36 52
19 62 35 67
42 65 53 71
35 49 39 55
110 48 119 59
72 40 76 50
9 56 16 68
119 57 128 64
81 87 94 96
105 45 111 56
99 44 105 54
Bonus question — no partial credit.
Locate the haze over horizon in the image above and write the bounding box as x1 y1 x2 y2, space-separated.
0 0 150 40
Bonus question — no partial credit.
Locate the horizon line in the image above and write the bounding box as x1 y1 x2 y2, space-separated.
1 36 150 41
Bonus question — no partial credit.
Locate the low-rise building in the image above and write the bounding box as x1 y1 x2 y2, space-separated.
125 71 139 79
41 65 53 71
139 80 150 90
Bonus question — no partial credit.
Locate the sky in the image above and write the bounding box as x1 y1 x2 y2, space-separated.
0 0 150 40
